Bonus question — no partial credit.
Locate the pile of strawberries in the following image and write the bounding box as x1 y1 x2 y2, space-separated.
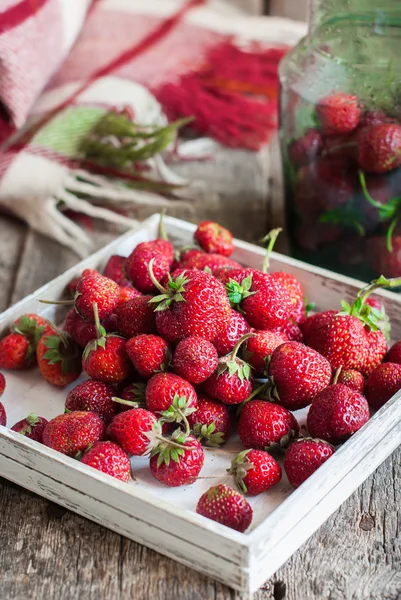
287 91 401 277
1 217 401 534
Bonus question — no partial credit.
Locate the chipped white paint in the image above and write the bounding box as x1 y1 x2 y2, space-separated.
0 215 400 594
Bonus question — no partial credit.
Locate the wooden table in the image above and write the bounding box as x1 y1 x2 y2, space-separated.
0 203 400 599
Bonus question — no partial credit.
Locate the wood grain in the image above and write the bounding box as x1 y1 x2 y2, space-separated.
0 214 400 599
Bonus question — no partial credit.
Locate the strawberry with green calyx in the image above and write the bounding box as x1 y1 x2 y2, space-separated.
0 313 47 370
148 260 231 343
82 303 130 383
204 333 255 405
36 321 82 387
107 408 160 455
187 394 231 447
228 449 282 496
117 382 147 411
149 429 204 487
11 313 47 343
158 394 197 439
196 484 253 532
11 413 48 442
146 372 197 421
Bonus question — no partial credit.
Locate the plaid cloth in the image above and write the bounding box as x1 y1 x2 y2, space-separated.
0 0 306 255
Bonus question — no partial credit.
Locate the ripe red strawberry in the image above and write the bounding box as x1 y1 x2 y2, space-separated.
178 249 240 273
270 272 305 323
0 402 6 426
194 221 234 256
116 295 156 338
243 329 288 376
204 334 253 404
146 372 197 418
284 438 335 488
67 268 100 296
82 303 130 383
187 394 231 446
150 266 231 343
268 342 332 410
228 449 282 495
65 379 117 424
212 309 250 356
225 269 292 330
317 93 360 134
238 400 299 451
74 274 121 321
336 369 365 393
0 372 5 397
126 334 171 378
288 128 323 167
0 314 46 369
365 362 401 410
36 326 82 387
118 286 141 306
43 411 105 456
307 384 370 444
103 255 131 286
363 328 387 376
274 320 304 342
358 123 401 173
80 441 131 482
125 240 173 293
150 433 204 487
66 311 97 348
117 382 147 411
367 235 401 278
196 484 253 532
107 408 158 455
11 413 48 442
385 340 401 364
173 337 218 384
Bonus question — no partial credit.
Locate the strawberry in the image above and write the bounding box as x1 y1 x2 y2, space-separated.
367 236 401 278
194 221 234 256
238 400 299 451
365 362 401 410
270 272 306 324
65 379 117 424
117 382 147 411
146 372 197 418
107 408 158 455
274 321 304 342
178 249 240 273
196 484 253 532
385 340 401 364
126 334 171 378
187 394 231 446
228 449 282 495
82 304 130 383
74 274 121 321
316 93 360 134
67 312 97 348
204 334 254 405
43 411 105 456
103 255 131 286
36 325 82 387
149 266 231 343
243 329 288 376
80 441 131 482
149 432 204 487
0 372 5 397
118 286 141 306
358 123 401 173
116 295 156 338
212 309 250 356
267 342 332 410
67 268 100 296
173 336 218 384
11 413 48 442
125 237 173 293
362 328 387 376
288 128 323 167
336 369 365 393
0 314 46 369
0 402 6 426
307 384 370 444
284 438 335 488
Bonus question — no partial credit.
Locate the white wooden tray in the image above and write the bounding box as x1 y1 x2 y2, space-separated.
0 214 400 595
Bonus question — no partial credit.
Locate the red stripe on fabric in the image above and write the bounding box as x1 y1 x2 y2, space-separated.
9 0 205 151
0 0 49 34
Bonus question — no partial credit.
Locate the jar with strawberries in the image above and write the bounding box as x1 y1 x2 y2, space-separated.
279 1 401 280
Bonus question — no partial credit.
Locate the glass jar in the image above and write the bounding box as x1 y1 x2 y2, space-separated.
279 1 401 280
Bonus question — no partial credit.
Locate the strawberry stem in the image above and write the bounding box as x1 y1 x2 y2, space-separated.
112 397 139 409
147 258 168 294
92 303 106 339
332 367 342 385
155 434 196 451
260 228 282 273
358 275 401 304
229 332 255 362
43 318 73 348
38 299 74 306
386 216 398 252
